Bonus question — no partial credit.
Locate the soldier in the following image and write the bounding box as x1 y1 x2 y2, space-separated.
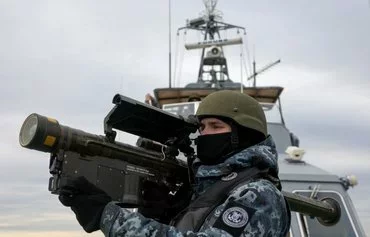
59 90 291 236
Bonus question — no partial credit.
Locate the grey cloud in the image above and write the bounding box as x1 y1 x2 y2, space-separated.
284 106 370 151
219 1 370 75
0 176 79 231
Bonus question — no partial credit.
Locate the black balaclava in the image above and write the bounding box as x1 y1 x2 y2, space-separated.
196 118 266 165
196 132 233 165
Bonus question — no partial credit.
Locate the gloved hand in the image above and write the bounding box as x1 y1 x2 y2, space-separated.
58 176 112 233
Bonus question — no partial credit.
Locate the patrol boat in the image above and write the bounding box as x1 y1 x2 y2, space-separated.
144 1 367 236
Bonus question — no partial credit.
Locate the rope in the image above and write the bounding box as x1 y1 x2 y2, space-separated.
177 30 187 87
173 32 180 87
240 43 244 92
243 34 253 86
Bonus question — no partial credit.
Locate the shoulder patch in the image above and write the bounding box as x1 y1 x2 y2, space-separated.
222 206 248 227
213 200 256 236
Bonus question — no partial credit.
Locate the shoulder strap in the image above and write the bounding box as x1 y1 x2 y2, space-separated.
189 167 268 209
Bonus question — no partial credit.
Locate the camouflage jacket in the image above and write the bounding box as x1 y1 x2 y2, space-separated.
100 135 290 236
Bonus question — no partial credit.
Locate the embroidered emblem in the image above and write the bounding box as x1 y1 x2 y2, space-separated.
222 206 249 228
221 172 237 181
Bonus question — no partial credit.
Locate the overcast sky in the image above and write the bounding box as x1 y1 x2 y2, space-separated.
0 0 369 236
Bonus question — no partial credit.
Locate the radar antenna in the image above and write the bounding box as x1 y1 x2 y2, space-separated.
201 0 223 21
203 0 217 14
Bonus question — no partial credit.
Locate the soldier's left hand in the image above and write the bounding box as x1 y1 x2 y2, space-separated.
58 176 112 233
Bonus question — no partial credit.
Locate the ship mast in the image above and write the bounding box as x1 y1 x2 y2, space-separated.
175 1 283 88
177 0 246 88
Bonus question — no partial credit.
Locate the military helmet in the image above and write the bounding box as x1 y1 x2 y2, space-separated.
196 90 267 136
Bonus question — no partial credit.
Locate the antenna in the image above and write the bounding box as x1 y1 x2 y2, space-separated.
203 0 217 15
248 59 281 87
201 0 223 21
168 0 172 88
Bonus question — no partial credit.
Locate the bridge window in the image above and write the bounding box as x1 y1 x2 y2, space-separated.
262 103 282 124
163 102 199 119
